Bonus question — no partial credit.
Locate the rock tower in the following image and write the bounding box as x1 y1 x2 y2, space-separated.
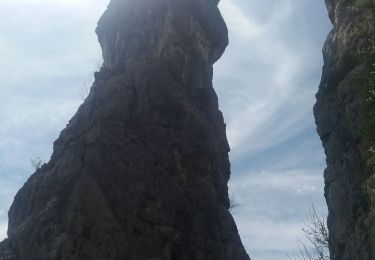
315 0 375 259
0 0 250 259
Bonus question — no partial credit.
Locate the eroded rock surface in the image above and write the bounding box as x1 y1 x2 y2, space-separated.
0 0 250 259
314 0 375 259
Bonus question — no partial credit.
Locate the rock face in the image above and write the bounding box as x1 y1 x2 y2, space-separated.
0 0 250 259
314 0 375 259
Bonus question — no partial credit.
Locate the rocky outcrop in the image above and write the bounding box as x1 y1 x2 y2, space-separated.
314 0 375 259
0 0 250 259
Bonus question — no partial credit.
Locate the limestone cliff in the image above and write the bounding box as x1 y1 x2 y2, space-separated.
0 0 250 259
314 0 375 259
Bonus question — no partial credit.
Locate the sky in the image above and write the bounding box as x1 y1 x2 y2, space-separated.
0 0 331 259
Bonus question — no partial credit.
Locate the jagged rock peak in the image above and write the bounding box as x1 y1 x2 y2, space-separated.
0 0 250 259
315 0 375 259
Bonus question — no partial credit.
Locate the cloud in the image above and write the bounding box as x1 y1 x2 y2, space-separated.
229 169 327 257
215 0 326 156
215 0 331 258
219 0 263 39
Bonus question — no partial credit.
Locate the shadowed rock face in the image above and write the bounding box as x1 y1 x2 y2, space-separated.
315 0 375 259
0 0 250 259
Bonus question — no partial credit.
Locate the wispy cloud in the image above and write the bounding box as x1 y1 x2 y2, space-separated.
220 0 263 39
216 0 326 155
216 0 331 258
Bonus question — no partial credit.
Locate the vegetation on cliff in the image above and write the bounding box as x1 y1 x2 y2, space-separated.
351 23 375 167
358 56 375 166
351 0 375 11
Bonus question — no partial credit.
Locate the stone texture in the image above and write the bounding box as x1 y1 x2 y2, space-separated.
314 0 375 259
0 0 250 259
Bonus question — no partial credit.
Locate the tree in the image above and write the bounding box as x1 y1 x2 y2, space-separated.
288 205 330 260
30 157 44 170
